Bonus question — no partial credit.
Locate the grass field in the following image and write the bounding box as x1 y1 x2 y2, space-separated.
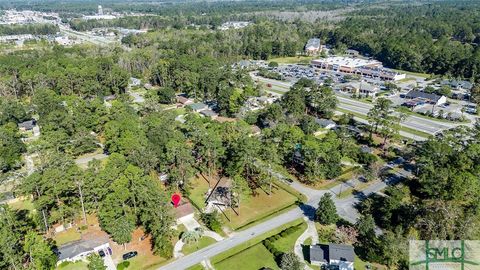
53 229 82 246
8 198 35 212
123 254 168 270
215 244 279 270
182 236 217 255
188 176 211 210
57 261 88 270
269 56 314 64
272 223 307 253
186 264 205 270
221 184 297 230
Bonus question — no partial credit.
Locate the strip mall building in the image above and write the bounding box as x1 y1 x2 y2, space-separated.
311 56 406 81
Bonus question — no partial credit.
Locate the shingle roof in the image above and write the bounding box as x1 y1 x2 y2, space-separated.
57 238 109 261
328 243 355 262
18 120 36 130
405 90 442 102
310 245 327 263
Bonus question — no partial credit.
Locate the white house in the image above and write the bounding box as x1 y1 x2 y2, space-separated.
57 238 110 264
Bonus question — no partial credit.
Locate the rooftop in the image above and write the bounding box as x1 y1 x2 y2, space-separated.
305 38 321 49
57 237 109 261
174 201 194 219
328 243 355 262
312 56 382 69
405 90 443 102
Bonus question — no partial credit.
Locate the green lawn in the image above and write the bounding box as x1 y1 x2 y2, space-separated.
390 68 431 78
186 264 205 270
122 254 168 270
269 56 314 64
215 244 279 270
8 198 35 212
53 229 82 246
272 223 307 253
221 184 297 230
182 236 217 255
57 261 88 270
188 176 211 210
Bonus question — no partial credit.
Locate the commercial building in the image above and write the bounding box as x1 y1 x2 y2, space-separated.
311 56 406 81
305 38 321 55
403 90 447 106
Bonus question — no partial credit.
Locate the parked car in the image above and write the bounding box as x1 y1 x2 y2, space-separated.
122 251 138 260
98 250 105 257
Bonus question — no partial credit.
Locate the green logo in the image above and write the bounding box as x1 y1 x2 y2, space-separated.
410 240 480 270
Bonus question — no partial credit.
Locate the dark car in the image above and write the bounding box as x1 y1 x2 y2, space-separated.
98 250 106 257
122 251 138 260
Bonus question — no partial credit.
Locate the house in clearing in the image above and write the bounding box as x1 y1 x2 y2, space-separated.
57 237 110 264
305 38 321 55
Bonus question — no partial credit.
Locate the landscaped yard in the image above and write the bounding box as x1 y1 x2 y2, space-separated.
182 236 217 255
215 244 279 270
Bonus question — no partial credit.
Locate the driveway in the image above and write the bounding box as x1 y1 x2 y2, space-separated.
103 254 116 270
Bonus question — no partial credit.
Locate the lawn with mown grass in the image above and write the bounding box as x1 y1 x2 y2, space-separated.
215 244 279 270
57 261 88 270
271 223 307 253
8 198 35 212
221 184 297 230
188 176 211 210
269 56 314 64
182 236 217 255
186 264 205 270
120 254 168 270
53 229 81 246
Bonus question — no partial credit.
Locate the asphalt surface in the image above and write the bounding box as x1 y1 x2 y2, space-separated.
158 164 410 270
251 73 467 139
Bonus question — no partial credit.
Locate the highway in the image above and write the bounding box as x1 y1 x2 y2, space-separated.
250 73 466 139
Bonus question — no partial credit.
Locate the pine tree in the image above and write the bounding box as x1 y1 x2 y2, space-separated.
315 193 339 225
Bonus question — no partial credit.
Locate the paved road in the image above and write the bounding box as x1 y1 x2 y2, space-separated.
251 73 467 138
159 164 409 270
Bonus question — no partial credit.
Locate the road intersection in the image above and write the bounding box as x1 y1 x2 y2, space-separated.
159 164 410 270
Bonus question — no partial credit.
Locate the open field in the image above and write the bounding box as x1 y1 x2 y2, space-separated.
188 175 299 230
269 56 315 64
220 184 298 230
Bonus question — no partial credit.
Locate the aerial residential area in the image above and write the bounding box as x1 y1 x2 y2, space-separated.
0 1 480 270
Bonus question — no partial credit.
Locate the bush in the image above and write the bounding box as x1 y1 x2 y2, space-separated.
117 261 130 270
201 212 222 233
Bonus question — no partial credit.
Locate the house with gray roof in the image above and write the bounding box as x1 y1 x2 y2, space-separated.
57 238 110 264
305 38 321 55
309 243 355 270
188 102 208 112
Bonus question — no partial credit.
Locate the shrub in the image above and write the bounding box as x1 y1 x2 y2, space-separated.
117 261 130 270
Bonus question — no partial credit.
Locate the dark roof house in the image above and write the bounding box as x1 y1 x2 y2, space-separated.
18 120 36 131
